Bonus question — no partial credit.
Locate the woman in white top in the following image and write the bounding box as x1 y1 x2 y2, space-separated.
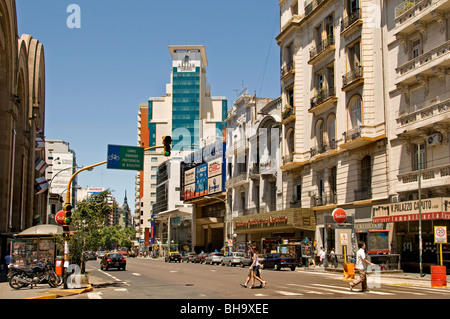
249 246 266 289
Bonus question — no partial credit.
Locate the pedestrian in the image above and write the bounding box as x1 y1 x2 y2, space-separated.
248 246 266 289
349 242 374 292
329 248 338 268
4 251 11 273
240 266 263 288
319 247 326 266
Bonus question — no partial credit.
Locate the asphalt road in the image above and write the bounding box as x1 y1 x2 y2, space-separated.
69 257 450 301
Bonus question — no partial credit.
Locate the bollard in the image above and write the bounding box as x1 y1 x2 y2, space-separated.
343 262 355 280
430 265 447 287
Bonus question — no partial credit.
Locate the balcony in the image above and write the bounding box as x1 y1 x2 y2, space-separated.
341 124 386 150
281 61 295 80
313 193 338 208
282 105 295 125
225 171 248 188
308 35 335 65
248 164 260 180
310 140 338 157
395 40 450 86
341 9 362 36
396 164 450 193
309 87 337 115
304 0 332 17
342 66 364 91
354 187 372 201
396 94 450 136
394 0 450 33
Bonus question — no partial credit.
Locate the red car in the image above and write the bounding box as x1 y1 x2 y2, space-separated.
194 253 209 264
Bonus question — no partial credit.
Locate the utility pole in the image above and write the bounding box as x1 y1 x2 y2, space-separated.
418 143 424 277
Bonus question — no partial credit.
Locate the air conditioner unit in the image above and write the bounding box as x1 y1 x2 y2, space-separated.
426 133 442 146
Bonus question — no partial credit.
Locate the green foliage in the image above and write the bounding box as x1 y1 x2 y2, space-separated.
59 190 136 272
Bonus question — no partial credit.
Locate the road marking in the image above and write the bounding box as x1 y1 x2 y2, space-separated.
254 293 268 297
287 284 331 295
309 284 357 295
132 273 141 276
87 292 103 299
388 289 425 296
276 290 303 296
312 284 395 295
114 288 128 292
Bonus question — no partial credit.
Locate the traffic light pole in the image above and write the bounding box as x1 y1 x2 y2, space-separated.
62 144 167 288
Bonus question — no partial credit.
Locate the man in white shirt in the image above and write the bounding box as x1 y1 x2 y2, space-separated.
349 242 374 292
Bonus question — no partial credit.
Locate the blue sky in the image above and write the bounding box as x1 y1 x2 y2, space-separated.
16 0 281 212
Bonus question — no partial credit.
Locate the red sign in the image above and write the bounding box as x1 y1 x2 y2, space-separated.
55 210 65 226
332 208 347 224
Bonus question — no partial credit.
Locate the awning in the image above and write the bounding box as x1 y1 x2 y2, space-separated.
18 224 63 236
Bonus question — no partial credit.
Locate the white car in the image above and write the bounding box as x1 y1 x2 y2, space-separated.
221 252 252 267
204 252 224 265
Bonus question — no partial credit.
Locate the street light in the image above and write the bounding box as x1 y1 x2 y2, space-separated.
47 164 83 224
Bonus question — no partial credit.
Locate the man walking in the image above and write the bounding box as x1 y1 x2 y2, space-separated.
349 242 374 292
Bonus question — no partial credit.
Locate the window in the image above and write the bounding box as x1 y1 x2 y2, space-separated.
330 166 337 201
349 95 362 127
412 143 426 170
315 119 325 147
286 86 294 106
327 114 336 148
287 128 295 155
151 175 156 179
361 156 372 192
411 37 422 59
151 157 158 162
151 166 157 171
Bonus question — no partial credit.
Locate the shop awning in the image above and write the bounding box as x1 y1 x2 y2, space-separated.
18 224 63 236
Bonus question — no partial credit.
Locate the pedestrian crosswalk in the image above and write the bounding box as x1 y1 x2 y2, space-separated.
251 282 450 298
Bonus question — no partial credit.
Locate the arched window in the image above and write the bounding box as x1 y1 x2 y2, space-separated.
326 114 336 149
349 95 362 128
315 119 325 147
287 128 295 155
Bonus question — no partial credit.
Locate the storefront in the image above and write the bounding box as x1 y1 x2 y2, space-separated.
372 197 450 273
233 208 315 259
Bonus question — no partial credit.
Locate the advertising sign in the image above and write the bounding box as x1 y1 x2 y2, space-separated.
195 164 208 197
332 208 347 224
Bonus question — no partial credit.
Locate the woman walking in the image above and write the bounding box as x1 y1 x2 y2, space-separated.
249 246 266 289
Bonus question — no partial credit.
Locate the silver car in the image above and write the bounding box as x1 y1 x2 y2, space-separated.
204 252 224 265
221 252 252 267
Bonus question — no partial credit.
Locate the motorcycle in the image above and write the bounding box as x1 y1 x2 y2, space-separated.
8 260 63 290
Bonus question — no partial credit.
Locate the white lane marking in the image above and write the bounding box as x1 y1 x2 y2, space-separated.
87 292 103 299
276 290 303 296
313 284 395 295
132 273 141 276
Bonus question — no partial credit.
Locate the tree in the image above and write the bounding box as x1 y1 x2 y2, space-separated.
70 190 115 272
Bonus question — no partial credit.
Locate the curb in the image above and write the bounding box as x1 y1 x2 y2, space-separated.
25 284 94 299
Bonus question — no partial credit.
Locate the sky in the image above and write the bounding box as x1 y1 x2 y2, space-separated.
16 0 281 213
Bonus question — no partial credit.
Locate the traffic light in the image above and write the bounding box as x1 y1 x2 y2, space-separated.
162 136 172 156
62 225 70 239
64 203 73 225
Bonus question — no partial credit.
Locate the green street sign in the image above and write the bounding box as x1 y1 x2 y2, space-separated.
107 145 144 171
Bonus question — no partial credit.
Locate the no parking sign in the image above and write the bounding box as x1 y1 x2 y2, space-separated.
434 226 447 244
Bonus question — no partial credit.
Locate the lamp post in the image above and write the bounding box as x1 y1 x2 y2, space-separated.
204 195 230 252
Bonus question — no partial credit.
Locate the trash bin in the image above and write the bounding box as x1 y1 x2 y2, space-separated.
343 262 355 280
55 256 64 276
430 265 447 287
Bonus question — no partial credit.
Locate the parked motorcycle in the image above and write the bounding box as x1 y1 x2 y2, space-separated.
8 260 62 289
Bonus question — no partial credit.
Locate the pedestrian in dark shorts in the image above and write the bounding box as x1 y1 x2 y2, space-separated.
241 267 263 288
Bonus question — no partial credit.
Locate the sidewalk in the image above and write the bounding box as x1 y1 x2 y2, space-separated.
0 271 93 299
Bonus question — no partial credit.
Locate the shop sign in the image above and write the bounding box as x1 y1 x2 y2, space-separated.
332 208 347 224
372 197 450 223
235 216 288 230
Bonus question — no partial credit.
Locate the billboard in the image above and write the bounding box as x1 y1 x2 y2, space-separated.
181 141 225 201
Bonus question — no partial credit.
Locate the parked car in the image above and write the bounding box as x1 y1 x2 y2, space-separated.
96 250 107 258
182 252 198 263
205 252 224 265
194 252 209 264
84 251 97 260
260 253 298 271
100 253 126 271
165 252 182 263
221 252 252 267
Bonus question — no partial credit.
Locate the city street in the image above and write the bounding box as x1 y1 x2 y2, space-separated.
65 257 450 300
